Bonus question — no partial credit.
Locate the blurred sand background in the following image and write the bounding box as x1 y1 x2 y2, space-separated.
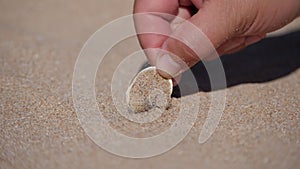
1 0 300 169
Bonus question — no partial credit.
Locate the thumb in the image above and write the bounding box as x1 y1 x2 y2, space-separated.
156 3 234 79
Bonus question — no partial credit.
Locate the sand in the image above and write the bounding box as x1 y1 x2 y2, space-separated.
0 0 299 169
126 67 172 112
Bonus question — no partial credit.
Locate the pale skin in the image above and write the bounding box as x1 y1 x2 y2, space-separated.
134 0 300 80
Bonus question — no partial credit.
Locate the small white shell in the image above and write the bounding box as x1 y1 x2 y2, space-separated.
126 67 173 112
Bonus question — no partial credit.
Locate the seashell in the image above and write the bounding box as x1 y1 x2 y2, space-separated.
126 66 173 112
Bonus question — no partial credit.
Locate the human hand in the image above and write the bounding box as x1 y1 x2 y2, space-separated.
134 0 300 79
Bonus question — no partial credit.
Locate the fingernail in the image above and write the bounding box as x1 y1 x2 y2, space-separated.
156 54 182 79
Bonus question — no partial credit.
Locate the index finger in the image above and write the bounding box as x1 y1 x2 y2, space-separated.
134 0 179 64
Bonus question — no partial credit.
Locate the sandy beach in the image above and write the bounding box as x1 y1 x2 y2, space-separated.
1 0 300 168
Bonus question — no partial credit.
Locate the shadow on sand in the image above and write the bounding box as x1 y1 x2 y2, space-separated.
171 31 300 97
140 31 300 97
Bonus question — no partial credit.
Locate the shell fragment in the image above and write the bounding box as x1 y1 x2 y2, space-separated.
126 67 173 112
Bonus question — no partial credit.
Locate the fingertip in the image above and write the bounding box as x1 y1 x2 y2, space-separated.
157 69 173 79
172 74 182 86
156 54 182 79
